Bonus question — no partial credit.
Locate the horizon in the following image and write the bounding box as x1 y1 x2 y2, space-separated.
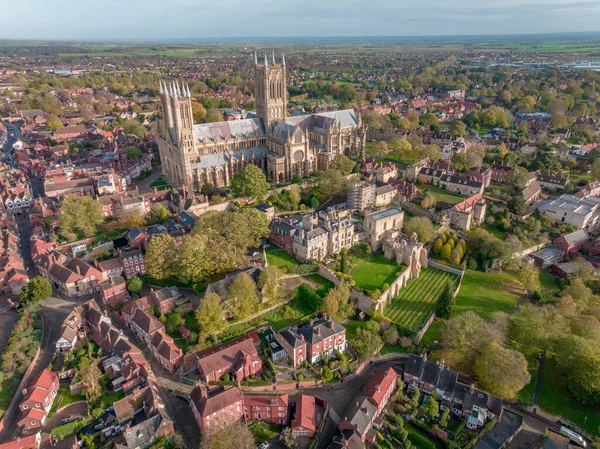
4 0 600 41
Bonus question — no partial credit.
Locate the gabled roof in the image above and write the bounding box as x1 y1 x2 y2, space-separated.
291 395 320 432
189 385 243 419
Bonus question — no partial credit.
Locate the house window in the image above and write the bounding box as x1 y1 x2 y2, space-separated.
22 405 28 409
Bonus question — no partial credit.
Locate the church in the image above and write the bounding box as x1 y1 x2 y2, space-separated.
157 53 366 190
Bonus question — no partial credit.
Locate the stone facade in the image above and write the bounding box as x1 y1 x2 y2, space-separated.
363 207 404 250
157 54 366 190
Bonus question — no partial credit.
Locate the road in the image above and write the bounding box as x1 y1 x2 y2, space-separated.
0 297 76 442
16 214 36 277
2 122 19 169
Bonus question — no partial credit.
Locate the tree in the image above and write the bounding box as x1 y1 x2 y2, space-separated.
126 276 143 295
321 365 334 381
441 311 504 374
517 266 540 293
474 343 531 399
330 154 356 175
440 243 452 260
449 121 467 137
122 119 146 137
507 196 527 216
506 166 530 189
321 283 353 321
592 159 600 178
227 273 259 320
59 195 104 241
164 311 182 334
436 280 455 319
126 146 143 160
404 217 435 243
280 427 298 449
191 101 207 122
46 114 63 131
317 169 343 194
196 293 224 340
353 327 383 361
200 421 255 449
288 185 301 210
20 276 52 304
150 204 170 223
79 357 102 402
178 234 225 283
424 393 439 418
258 265 285 304
508 303 569 357
230 164 270 200
432 239 443 254
420 193 437 209
450 249 461 265
382 325 399 346
370 141 389 159
451 153 469 171
556 335 600 405
145 234 178 280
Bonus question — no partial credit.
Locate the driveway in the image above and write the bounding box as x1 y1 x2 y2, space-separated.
44 401 88 431
0 296 19 356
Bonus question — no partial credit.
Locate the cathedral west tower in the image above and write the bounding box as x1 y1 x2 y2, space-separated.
255 52 287 130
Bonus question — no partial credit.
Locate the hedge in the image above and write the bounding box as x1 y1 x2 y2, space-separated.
50 417 93 440
452 420 466 439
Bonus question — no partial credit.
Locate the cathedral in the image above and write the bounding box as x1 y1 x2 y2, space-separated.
157 53 366 190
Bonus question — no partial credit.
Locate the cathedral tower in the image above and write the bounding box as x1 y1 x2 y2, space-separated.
255 51 287 130
158 80 194 187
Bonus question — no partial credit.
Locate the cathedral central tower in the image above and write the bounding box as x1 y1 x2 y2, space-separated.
255 52 287 130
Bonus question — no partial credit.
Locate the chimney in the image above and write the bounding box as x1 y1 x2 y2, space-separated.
328 320 334 330
316 327 320 336
470 383 475 393
375 385 380 392
75 265 81 275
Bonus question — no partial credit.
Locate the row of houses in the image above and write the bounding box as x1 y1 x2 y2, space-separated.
403 354 502 429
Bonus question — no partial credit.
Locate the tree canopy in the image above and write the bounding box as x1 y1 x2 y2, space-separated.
59 195 104 241
230 164 270 200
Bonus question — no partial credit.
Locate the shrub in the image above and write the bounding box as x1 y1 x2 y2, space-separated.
50 417 93 440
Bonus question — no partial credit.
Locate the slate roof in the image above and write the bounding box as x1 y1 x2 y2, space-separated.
342 396 377 436
404 354 424 378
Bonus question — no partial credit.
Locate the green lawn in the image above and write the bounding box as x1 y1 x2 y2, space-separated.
99 390 125 407
519 358 600 436
539 271 560 291
304 274 335 297
351 253 404 292
454 270 524 320
248 422 283 444
264 296 315 331
420 186 465 205
420 319 445 347
379 345 408 355
480 223 508 240
265 247 300 269
344 320 363 341
385 267 458 331
49 385 86 417
404 422 444 449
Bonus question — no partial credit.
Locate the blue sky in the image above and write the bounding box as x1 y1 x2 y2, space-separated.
3 0 600 40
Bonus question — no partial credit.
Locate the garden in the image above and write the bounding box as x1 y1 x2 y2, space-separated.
149 176 172 191
384 267 458 332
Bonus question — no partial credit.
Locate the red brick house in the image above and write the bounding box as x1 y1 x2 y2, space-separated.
53 125 87 140
119 249 146 280
100 277 129 308
553 229 588 256
0 433 41 449
339 368 397 442
275 316 346 367
291 395 328 438
18 369 59 431
195 333 262 382
243 394 289 425
189 385 244 435
150 331 183 374
148 287 186 315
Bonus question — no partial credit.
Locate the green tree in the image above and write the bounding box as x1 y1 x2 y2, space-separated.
230 164 270 200
474 342 531 399
353 327 383 361
150 204 170 223
449 121 467 137
321 365 334 382
440 243 452 260
556 335 600 405
370 141 389 159
316 169 343 194
424 393 439 418
321 283 353 321
432 239 444 254
191 101 207 122
126 276 143 295
164 311 182 334
517 266 541 293
508 303 569 357
126 146 143 160
59 195 104 241
19 276 52 304
382 325 399 346
122 119 146 137
177 234 224 283
196 292 224 340
508 196 527 216
227 273 259 320
79 356 102 402
145 234 178 280
404 217 435 243
330 154 356 175
436 280 455 319
258 265 285 304
46 114 63 131
200 421 255 449
450 248 461 265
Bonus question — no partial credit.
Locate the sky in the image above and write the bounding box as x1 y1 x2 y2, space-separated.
2 0 600 40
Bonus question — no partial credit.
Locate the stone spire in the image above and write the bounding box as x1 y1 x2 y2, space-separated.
264 51 268 67
159 80 164 94
282 52 286 66
272 50 275 64
254 51 258 65
172 81 178 99
185 83 191 98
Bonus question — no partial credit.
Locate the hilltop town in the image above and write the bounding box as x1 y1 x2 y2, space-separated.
0 38 599 449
